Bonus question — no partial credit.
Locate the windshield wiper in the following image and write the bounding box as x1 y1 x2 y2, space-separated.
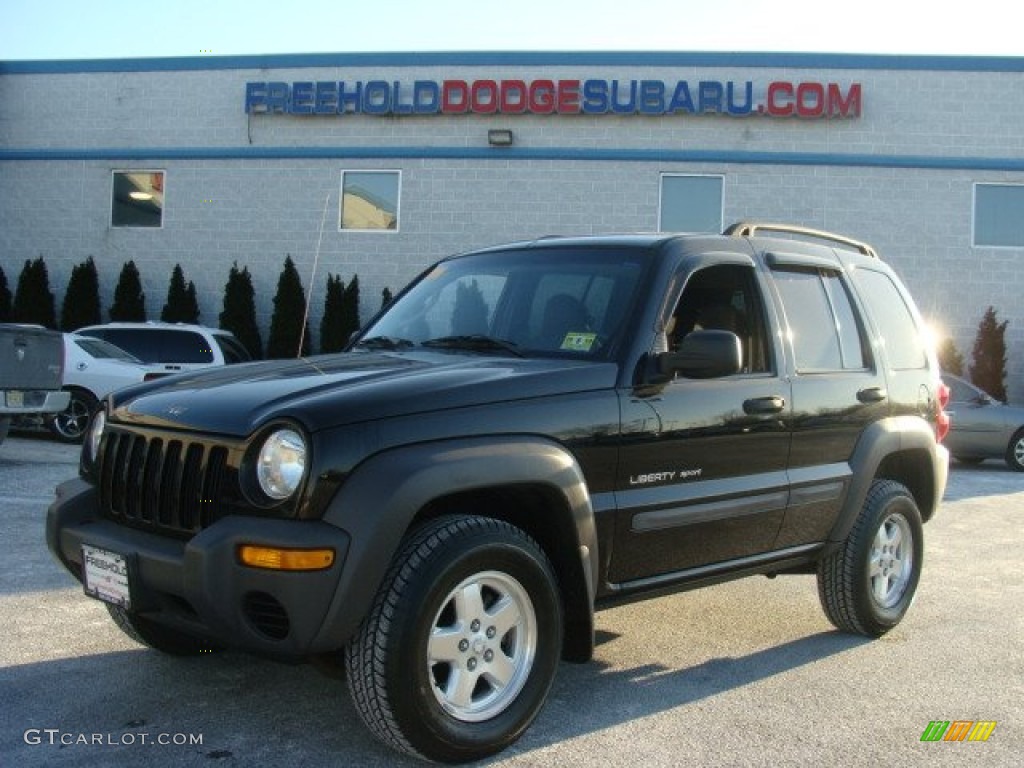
421 335 525 357
355 335 416 351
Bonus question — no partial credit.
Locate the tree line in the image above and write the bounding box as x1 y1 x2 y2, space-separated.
0 255 1012 397
0 256 394 360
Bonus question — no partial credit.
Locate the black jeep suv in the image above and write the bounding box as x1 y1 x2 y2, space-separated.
47 222 950 762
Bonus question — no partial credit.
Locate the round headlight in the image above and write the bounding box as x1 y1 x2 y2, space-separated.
87 410 106 463
257 428 307 500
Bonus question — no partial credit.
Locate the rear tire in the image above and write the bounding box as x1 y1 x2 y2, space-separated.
817 479 923 637
345 515 563 763
49 388 98 443
105 604 221 656
1005 429 1024 472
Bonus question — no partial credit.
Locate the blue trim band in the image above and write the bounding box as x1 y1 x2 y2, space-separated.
3 51 1024 75
2 146 1024 172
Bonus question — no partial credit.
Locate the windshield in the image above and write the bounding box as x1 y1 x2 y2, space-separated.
361 246 650 359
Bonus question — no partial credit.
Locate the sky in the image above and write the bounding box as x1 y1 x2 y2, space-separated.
1 0 1021 60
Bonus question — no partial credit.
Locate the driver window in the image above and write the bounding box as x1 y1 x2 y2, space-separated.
668 264 772 374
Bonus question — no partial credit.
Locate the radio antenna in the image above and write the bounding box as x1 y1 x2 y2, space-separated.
299 192 330 357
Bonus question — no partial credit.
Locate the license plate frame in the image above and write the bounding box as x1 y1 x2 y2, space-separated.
81 544 132 610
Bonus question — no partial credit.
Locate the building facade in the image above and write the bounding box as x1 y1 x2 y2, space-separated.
1 52 1022 396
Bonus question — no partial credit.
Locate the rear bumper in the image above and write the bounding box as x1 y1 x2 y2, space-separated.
931 443 950 519
47 477 352 657
1 389 70 415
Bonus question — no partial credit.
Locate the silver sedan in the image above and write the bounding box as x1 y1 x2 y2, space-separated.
942 373 1024 471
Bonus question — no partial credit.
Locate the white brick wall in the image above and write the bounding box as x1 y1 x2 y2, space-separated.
2 54 1023 397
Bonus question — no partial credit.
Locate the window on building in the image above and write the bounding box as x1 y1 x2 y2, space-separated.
340 171 400 231
974 183 1024 247
111 170 164 228
658 174 723 233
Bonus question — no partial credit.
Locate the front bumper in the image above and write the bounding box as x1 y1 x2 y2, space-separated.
47 477 352 657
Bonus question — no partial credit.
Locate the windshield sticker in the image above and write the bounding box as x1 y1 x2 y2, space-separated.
560 332 597 352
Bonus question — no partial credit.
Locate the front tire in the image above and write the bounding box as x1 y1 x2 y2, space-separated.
345 515 563 763
817 479 924 637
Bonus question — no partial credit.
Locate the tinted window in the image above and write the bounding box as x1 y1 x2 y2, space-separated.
773 269 867 372
852 269 927 370
214 334 252 364
364 247 650 359
669 264 773 374
81 329 154 361
823 272 869 369
159 330 215 363
527 273 617 344
422 274 507 339
81 329 214 364
74 337 139 362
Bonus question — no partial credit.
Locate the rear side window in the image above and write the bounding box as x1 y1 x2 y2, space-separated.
83 329 214 364
157 331 215 363
773 269 868 373
82 329 152 361
852 269 927 370
74 337 138 361
213 334 251 364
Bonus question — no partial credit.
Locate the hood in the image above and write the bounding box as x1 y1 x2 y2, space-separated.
110 350 618 436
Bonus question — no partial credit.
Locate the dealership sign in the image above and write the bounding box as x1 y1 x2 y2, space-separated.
245 78 862 119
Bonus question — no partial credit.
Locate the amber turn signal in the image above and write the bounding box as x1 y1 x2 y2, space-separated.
238 545 335 571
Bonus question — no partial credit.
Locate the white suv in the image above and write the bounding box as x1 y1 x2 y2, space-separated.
75 323 251 372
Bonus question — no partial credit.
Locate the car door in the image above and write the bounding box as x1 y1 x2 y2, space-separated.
766 251 889 548
609 258 792 587
943 374 1009 457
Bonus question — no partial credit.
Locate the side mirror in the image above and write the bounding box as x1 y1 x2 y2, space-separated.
656 329 742 380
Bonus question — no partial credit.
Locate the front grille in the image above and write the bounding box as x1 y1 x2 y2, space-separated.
99 429 232 537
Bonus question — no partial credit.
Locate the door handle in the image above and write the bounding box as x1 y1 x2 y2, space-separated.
743 396 786 415
857 387 887 404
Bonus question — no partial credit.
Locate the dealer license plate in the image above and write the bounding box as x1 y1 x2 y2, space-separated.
82 545 132 609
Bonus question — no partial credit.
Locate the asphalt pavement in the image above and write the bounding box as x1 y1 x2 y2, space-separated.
1 435 1020 767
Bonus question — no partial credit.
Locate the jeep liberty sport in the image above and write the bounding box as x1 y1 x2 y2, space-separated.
47 222 950 762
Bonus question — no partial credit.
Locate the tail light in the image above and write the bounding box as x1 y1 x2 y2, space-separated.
935 381 951 443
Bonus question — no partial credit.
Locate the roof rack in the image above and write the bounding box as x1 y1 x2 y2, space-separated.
723 221 878 259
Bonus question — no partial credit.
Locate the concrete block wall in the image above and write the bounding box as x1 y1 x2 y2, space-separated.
2 53 1023 397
